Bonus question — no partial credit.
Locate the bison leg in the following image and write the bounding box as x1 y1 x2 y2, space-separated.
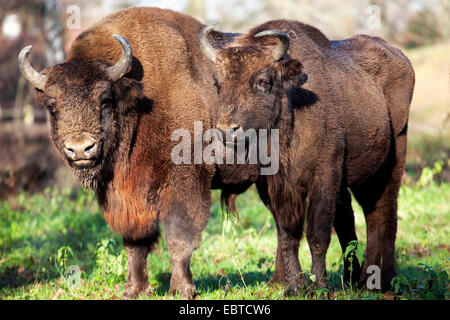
306 183 338 290
256 177 306 295
353 187 398 291
163 207 204 299
334 187 361 284
255 179 285 285
352 134 405 291
123 233 160 299
278 224 305 295
269 222 287 285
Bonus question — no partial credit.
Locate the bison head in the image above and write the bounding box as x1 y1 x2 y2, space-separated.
199 26 307 140
18 35 144 187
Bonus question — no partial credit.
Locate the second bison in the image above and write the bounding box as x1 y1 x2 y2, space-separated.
200 20 415 293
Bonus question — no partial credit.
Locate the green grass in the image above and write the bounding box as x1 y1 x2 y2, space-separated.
0 180 448 300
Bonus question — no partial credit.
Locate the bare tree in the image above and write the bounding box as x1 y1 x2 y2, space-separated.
42 0 65 65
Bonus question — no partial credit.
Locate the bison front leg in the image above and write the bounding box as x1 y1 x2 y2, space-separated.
306 182 338 290
255 179 286 285
260 180 307 295
123 234 159 299
269 224 287 285
163 208 204 299
278 224 306 295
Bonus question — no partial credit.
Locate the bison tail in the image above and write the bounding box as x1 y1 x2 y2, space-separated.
220 191 239 218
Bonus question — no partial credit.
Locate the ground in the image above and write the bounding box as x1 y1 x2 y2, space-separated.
0 180 448 300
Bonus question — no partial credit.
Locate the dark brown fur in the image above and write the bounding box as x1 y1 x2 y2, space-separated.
214 19 415 293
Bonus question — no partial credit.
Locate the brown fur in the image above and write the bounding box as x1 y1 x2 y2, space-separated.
213 19 414 293
30 7 250 299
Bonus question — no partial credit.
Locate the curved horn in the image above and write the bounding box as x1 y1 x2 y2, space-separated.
18 45 48 91
106 34 133 82
254 30 290 61
199 24 218 63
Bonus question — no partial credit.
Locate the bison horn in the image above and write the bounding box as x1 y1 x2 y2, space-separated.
106 34 133 82
18 45 48 91
199 24 218 63
254 30 290 61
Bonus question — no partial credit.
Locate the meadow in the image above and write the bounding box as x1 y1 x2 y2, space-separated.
0 175 448 300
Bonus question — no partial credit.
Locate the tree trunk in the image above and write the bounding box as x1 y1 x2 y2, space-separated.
42 0 65 65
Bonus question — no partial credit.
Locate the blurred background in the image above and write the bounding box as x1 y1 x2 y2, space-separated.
0 0 449 199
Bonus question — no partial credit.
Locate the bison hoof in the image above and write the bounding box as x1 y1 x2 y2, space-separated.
311 279 328 290
168 283 197 300
283 277 307 297
283 285 304 297
301 279 328 297
123 283 153 299
268 272 285 286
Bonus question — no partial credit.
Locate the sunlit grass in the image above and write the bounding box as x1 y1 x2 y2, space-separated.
0 178 448 300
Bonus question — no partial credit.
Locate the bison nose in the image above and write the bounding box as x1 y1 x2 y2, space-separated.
63 134 99 161
217 122 241 133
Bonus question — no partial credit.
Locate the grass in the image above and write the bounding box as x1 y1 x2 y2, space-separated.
0 176 448 300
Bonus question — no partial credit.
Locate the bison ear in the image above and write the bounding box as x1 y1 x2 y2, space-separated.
275 59 307 88
113 77 144 113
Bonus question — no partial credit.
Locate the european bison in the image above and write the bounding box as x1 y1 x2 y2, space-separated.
200 20 415 293
17 7 254 299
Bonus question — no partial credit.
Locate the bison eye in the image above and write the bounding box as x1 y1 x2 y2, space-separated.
213 76 220 94
255 78 272 93
101 101 113 110
47 104 56 115
44 97 57 115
